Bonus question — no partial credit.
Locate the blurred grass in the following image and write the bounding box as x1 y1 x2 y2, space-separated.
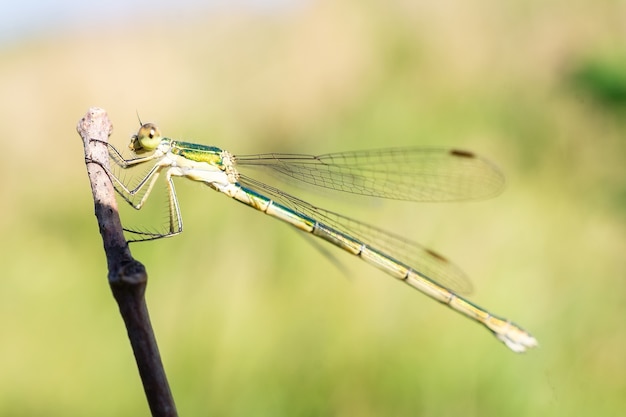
1 0 625 416
570 53 626 108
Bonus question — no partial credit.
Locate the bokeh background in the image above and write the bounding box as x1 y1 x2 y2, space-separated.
1 0 625 415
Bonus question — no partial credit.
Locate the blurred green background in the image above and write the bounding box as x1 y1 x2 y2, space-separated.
1 0 625 416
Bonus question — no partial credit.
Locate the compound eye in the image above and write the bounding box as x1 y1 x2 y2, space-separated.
131 123 162 152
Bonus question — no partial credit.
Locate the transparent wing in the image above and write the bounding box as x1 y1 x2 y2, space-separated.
235 148 504 202
238 175 473 295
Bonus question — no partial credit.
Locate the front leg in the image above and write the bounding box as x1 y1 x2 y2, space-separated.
87 139 167 210
106 141 163 168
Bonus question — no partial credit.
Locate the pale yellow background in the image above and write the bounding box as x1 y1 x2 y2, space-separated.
0 1 624 415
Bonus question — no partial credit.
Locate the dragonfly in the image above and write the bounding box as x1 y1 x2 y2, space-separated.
103 122 538 353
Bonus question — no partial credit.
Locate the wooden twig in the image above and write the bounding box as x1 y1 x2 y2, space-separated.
77 108 177 417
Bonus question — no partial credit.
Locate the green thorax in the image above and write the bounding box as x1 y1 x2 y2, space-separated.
170 140 225 166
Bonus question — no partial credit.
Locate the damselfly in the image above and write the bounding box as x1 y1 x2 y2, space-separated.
104 123 537 353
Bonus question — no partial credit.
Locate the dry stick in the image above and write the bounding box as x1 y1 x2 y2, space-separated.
77 108 178 417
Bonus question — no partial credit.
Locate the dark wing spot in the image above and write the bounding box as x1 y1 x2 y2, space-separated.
450 149 476 158
425 248 449 263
